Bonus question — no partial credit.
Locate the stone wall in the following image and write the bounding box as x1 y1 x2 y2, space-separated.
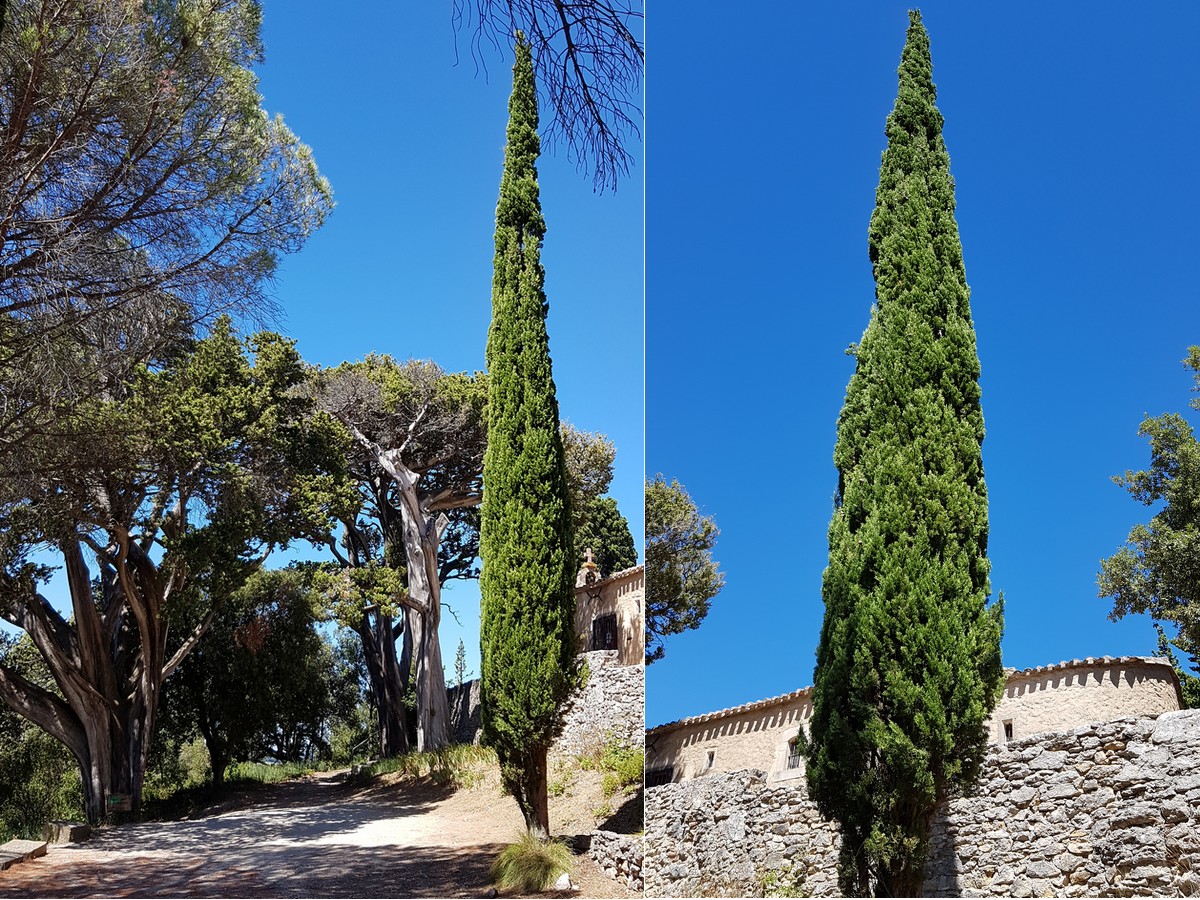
449 651 644 755
644 709 1200 898
554 650 645 757
448 678 481 745
589 830 644 892
926 708 1200 898
644 769 838 898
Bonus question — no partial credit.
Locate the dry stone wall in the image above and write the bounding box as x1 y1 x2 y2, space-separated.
447 650 644 754
645 769 839 898
926 708 1200 898
645 709 1200 898
589 830 644 892
553 650 645 757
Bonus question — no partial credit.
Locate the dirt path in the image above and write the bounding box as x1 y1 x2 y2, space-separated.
0 771 637 898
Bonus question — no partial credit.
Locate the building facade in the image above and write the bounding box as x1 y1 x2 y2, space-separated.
575 554 645 667
645 656 1183 786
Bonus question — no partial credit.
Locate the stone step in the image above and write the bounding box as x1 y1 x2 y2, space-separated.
0 839 48 871
44 821 91 844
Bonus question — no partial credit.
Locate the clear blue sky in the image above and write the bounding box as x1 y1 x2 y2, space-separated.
254 2 644 681
646 3 1200 727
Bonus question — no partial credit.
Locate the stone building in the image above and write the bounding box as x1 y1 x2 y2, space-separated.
451 556 646 745
575 552 645 667
645 656 1183 786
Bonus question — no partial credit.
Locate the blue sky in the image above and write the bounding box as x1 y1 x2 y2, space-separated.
646 3 1200 726
254 2 644 680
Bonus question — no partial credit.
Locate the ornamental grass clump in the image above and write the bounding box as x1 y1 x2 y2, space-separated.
490 829 574 892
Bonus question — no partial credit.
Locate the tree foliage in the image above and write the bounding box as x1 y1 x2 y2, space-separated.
0 0 329 323
0 0 331 467
644 475 722 665
804 13 1004 896
1099 347 1200 672
315 358 488 755
0 319 347 821
452 0 642 191
575 495 636 578
480 34 577 839
167 569 342 786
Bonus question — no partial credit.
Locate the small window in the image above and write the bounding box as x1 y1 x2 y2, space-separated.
786 740 803 770
705 750 715 770
645 766 674 787
591 613 618 651
1003 720 1013 742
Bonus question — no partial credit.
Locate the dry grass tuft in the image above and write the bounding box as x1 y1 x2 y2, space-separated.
490 828 575 892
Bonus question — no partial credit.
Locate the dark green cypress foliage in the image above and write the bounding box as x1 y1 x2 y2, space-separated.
805 12 1004 896
479 33 577 839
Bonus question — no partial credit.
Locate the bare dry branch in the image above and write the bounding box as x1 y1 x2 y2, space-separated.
451 0 643 191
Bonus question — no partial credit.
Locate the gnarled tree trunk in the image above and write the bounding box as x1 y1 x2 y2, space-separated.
0 534 205 823
386 456 451 752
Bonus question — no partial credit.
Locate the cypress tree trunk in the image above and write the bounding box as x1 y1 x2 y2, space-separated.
805 12 1004 897
479 33 577 841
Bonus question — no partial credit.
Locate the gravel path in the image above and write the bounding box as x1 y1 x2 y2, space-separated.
0 771 634 898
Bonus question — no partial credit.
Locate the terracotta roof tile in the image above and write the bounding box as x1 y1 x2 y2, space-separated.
647 656 1179 735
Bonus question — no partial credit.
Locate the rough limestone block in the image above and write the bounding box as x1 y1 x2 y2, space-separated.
43 820 91 843
0 839 47 871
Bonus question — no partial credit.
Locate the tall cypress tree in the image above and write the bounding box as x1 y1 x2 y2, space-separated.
479 33 577 840
805 12 1004 896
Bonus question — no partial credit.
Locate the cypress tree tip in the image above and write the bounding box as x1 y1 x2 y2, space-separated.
908 9 923 26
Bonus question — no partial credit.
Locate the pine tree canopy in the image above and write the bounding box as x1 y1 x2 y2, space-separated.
805 11 1004 896
576 496 637 578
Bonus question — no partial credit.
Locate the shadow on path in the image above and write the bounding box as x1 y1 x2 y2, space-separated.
0 839 509 898
0 775 492 899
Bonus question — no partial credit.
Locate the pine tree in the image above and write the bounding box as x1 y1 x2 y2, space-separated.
805 12 1004 896
576 496 638 578
479 33 577 840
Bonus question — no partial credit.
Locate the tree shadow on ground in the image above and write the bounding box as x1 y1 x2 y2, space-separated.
0 839 510 898
35 777 457 865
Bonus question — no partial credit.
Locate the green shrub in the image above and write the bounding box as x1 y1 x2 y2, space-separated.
600 744 644 790
490 829 574 892
758 864 811 898
548 773 572 798
225 760 314 785
178 739 211 787
600 771 621 797
0 729 83 841
582 739 644 795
